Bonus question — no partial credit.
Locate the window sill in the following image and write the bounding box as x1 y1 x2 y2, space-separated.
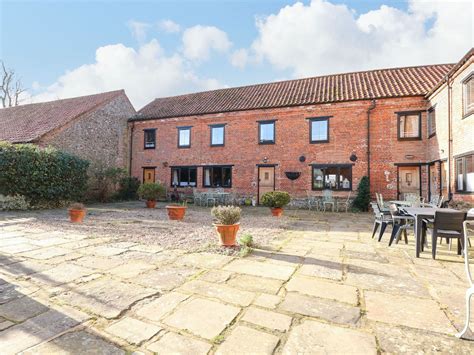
462 111 473 119
144 147 156 150
397 137 422 141
259 141 275 145
310 140 329 144
210 144 225 147
454 191 474 195
178 146 191 149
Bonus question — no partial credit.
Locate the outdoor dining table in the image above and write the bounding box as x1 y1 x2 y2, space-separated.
390 200 433 208
401 207 474 258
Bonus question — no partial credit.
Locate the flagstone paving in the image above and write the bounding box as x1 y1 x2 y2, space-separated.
1 204 474 354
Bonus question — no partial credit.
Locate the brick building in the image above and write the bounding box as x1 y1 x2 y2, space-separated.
0 90 135 173
129 49 473 204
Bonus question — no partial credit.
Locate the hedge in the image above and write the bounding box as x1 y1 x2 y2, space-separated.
0 142 90 205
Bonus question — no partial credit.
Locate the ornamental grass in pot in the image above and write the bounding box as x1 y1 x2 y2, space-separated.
166 201 187 221
137 182 166 208
261 191 291 217
211 205 241 246
68 202 86 223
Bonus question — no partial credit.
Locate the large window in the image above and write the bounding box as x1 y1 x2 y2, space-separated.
178 126 191 148
312 164 352 191
427 107 436 137
258 120 275 144
309 117 329 143
210 124 225 146
463 73 474 117
398 112 421 140
203 166 232 188
144 129 156 149
171 167 197 187
456 154 474 193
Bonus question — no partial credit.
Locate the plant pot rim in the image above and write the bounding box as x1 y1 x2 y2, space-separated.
271 207 283 209
166 205 187 209
68 208 86 212
213 222 240 227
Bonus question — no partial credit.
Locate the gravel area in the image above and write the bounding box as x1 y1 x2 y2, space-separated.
1 201 300 254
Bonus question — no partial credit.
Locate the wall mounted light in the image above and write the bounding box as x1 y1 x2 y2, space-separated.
405 154 415 160
263 156 268 163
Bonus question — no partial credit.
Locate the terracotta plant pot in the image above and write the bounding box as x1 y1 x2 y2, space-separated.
166 205 187 220
271 207 283 217
214 223 240 246
146 200 156 209
69 209 86 223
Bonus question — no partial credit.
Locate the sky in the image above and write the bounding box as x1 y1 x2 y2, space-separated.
0 0 472 109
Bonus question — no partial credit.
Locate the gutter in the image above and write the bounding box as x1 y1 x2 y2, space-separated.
447 75 453 202
367 99 376 188
128 121 134 176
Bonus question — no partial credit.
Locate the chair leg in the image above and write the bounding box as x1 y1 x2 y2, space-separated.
403 228 408 244
371 222 379 239
378 222 388 242
389 224 400 246
458 238 463 256
456 287 474 338
432 232 438 259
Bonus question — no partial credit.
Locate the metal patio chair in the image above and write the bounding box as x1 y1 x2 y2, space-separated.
388 203 414 246
336 191 352 212
371 202 393 242
322 189 335 212
306 191 320 211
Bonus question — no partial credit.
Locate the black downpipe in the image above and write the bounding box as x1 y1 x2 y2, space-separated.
128 122 134 176
367 99 376 189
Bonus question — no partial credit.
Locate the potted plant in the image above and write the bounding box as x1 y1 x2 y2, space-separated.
261 191 291 217
211 205 241 246
68 202 86 223
166 201 187 221
137 182 166 208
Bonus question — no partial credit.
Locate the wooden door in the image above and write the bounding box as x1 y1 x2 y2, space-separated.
258 167 275 203
398 166 420 199
429 164 438 200
143 168 155 183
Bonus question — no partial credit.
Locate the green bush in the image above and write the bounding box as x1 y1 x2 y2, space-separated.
0 142 89 205
352 176 370 212
115 176 140 200
261 191 291 208
0 194 30 211
137 182 166 201
94 167 127 202
211 205 241 225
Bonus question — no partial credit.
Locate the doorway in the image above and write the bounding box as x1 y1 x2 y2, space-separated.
258 166 275 203
398 165 421 199
143 167 156 183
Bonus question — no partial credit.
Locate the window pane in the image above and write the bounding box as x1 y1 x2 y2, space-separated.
313 168 324 189
466 78 474 112
260 122 274 142
311 120 328 141
324 167 338 189
172 169 179 186
222 167 231 187
212 168 223 187
211 126 224 145
428 109 436 136
179 168 189 186
400 114 419 138
144 130 155 148
466 155 474 192
339 167 351 189
456 159 464 191
179 129 190 146
204 168 211 187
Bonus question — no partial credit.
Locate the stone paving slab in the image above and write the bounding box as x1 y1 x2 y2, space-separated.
0 295 49 322
147 331 212 354
105 316 162 345
223 259 295 280
130 266 200 291
225 273 283 294
241 306 292 332
216 326 280 355
134 291 189 321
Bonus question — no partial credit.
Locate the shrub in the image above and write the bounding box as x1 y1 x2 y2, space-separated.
0 142 89 205
94 167 127 202
238 234 253 247
137 182 166 201
261 191 291 208
0 194 30 211
115 176 140 200
352 176 370 212
211 205 241 225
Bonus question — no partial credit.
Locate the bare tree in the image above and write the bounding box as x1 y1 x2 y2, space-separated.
0 60 25 108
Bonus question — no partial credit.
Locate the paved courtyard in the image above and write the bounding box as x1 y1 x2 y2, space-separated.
1 204 474 354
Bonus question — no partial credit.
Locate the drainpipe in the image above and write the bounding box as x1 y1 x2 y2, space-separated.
367 99 376 189
128 121 135 176
447 75 453 202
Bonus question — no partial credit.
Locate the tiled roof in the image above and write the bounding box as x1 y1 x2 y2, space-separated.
0 90 124 143
134 64 454 121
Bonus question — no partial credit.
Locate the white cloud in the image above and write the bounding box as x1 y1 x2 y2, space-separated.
182 25 232 61
159 19 181 33
127 20 152 42
246 0 473 77
230 48 249 69
30 40 223 109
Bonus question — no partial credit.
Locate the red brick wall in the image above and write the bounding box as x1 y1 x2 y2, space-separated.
130 96 430 201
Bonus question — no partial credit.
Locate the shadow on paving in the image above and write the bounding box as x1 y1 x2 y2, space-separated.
0 255 126 354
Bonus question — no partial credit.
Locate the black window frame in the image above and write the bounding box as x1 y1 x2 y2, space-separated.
311 164 353 191
308 116 330 143
210 124 226 147
171 166 198 188
463 72 474 118
258 120 276 145
202 165 232 188
177 126 192 148
143 129 156 149
455 153 474 194
397 111 422 141
427 106 436 138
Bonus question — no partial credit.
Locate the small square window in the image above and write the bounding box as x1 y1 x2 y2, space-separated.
144 129 156 149
203 166 232 187
178 127 191 148
427 107 436 137
456 154 474 193
258 120 275 144
463 73 474 117
210 124 225 146
398 112 421 140
309 117 329 143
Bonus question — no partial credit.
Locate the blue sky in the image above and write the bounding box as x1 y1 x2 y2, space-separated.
0 0 471 108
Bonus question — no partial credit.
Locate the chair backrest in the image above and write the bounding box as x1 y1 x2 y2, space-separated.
437 196 445 208
370 202 381 217
389 203 399 217
430 195 440 206
462 221 474 287
434 211 467 232
346 191 352 202
404 193 418 202
323 189 332 201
